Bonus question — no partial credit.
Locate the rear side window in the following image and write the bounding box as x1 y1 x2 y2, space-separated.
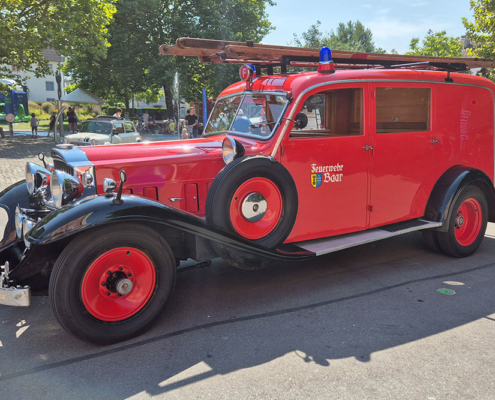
291 88 363 137
113 123 125 134
124 122 135 133
376 87 431 133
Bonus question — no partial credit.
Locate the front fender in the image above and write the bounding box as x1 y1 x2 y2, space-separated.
26 195 315 263
425 166 495 232
0 180 30 251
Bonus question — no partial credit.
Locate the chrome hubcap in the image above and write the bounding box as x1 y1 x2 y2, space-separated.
241 192 267 222
116 279 133 295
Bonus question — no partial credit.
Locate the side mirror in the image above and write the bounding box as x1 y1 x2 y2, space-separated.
294 113 308 129
38 152 47 169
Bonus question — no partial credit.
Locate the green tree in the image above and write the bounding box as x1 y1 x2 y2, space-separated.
327 21 375 52
67 0 274 115
0 0 116 91
463 0 495 79
291 21 325 48
406 30 463 57
292 20 377 52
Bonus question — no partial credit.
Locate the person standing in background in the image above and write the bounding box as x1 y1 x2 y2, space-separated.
113 108 123 118
67 107 77 133
143 110 149 126
30 113 39 138
47 112 56 137
184 107 199 138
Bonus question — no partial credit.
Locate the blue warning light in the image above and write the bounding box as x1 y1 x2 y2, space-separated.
320 47 332 63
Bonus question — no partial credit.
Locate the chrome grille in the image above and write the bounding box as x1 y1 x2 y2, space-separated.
54 160 74 176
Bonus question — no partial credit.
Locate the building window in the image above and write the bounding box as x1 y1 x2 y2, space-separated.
46 81 55 91
376 87 431 133
47 98 56 102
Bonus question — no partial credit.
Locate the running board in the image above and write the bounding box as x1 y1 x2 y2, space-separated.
295 219 442 256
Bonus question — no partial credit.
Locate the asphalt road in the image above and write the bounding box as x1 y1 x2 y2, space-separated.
1 223 495 399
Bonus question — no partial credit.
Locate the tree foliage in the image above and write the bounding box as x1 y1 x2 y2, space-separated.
0 0 116 91
66 0 274 115
406 30 463 57
292 20 383 53
463 0 495 79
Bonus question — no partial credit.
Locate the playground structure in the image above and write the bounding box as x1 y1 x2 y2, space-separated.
0 79 30 122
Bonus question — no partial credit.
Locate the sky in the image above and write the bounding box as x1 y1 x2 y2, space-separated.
262 0 474 54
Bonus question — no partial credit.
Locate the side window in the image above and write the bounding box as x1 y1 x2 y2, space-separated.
113 123 124 134
291 88 363 136
376 87 430 133
124 122 134 133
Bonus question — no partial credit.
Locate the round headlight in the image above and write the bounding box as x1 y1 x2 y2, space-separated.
91 139 98 145
50 171 62 208
222 136 245 164
25 162 51 195
25 163 35 194
50 170 83 208
63 137 69 144
222 137 236 164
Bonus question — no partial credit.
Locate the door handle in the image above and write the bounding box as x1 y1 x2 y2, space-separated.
362 144 374 155
432 139 440 144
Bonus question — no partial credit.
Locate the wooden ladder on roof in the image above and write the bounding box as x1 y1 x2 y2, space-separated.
160 37 495 73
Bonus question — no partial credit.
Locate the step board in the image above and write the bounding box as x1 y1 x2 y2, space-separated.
295 219 442 256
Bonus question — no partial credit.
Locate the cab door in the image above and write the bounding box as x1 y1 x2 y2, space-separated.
281 84 371 243
110 123 124 144
368 84 435 227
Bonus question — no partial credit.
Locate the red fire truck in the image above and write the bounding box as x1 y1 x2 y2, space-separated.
1 38 494 344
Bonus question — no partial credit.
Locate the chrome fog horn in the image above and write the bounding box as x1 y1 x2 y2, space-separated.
103 179 117 196
50 170 84 208
25 162 51 195
83 171 94 187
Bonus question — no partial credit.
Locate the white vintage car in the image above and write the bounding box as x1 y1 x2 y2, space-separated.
63 116 142 146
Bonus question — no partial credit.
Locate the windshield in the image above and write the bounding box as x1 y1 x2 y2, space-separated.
204 93 288 138
79 121 112 135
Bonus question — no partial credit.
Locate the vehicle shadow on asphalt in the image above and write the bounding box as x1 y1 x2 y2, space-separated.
1 232 495 396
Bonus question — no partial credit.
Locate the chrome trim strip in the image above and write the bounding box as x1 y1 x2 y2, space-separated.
271 78 495 158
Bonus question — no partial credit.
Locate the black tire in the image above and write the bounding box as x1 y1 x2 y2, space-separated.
206 156 298 269
422 230 443 254
49 223 176 345
437 185 488 258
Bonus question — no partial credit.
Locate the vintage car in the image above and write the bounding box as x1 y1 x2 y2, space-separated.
1 39 495 345
63 115 142 146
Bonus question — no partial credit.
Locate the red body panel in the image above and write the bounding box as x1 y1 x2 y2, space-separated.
79 69 495 241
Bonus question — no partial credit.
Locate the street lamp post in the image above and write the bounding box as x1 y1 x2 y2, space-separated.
56 70 63 142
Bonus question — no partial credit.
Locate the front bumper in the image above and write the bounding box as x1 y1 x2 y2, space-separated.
0 273 31 307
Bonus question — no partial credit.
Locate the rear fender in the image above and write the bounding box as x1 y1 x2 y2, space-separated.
26 195 314 263
425 166 495 232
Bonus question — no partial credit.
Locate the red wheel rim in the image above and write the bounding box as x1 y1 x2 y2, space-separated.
81 247 156 322
455 198 482 247
230 177 283 240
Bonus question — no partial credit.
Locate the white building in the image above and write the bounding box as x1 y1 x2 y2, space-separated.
9 49 67 102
